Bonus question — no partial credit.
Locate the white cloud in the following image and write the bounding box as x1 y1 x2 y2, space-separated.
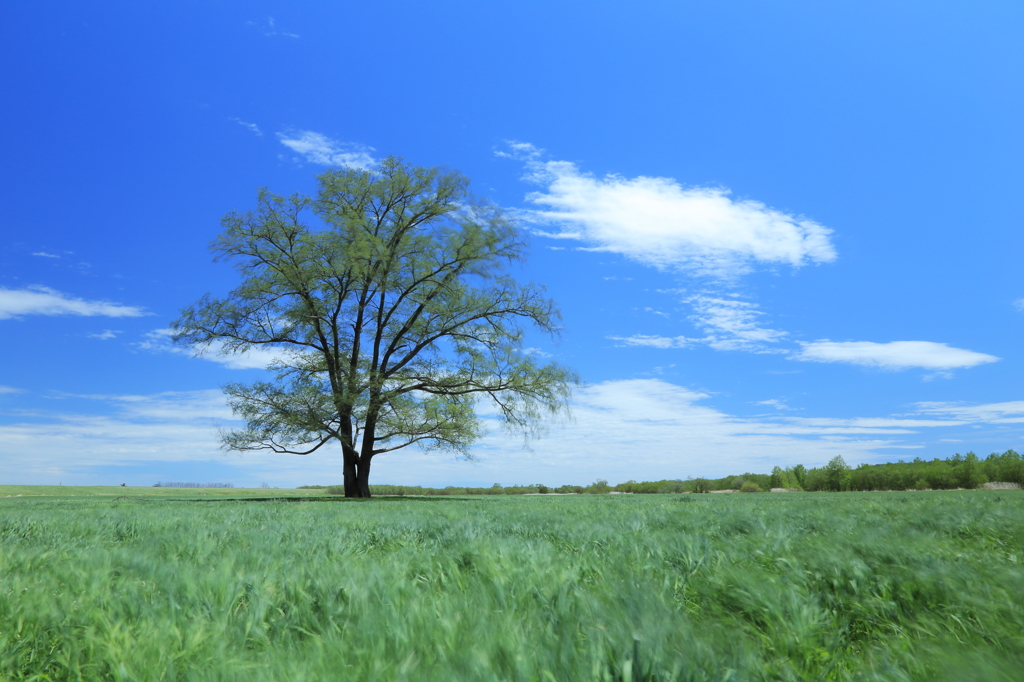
913 400 1024 424
0 385 25 394
230 118 262 136
609 334 695 349
611 295 786 353
383 379 963 485
502 142 836 278
88 330 121 340
32 252 60 258
756 399 791 411
687 295 787 351
0 380 922 486
795 340 1000 371
0 391 248 480
1014 299 1024 312
264 17 299 38
138 329 288 370
0 286 148 320
277 131 376 169
3 380 1019 487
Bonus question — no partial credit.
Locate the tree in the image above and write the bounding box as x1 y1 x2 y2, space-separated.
791 464 807 489
823 455 850 492
172 157 579 497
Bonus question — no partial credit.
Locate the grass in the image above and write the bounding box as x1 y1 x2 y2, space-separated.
1 490 1022 680
0 485 326 500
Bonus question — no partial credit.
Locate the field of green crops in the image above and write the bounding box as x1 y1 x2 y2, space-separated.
2 489 1023 681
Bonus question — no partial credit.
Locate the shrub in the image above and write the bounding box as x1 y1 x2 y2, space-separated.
739 481 762 493
691 478 711 494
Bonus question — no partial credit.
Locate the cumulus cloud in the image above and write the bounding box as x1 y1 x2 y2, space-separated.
501 142 836 278
138 329 288 370
794 340 999 371
278 131 376 169
0 286 148 320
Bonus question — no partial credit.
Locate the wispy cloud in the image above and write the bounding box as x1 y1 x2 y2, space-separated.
230 118 262 136
500 142 836 278
0 286 148 320
687 295 787 352
611 295 786 353
1014 299 1024 312
0 380 944 486
609 334 695 349
138 329 287 370
794 340 999 371
32 252 60 259
277 131 376 169
88 330 121 340
0 385 25 394
756 399 792 411
913 400 1024 423
3 380 1017 486
248 17 299 39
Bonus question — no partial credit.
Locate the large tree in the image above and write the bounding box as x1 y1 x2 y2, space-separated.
172 157 577 497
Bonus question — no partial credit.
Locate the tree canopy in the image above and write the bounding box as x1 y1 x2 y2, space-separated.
172 157 578 496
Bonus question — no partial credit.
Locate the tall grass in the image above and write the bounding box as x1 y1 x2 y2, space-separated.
1 491 1022 680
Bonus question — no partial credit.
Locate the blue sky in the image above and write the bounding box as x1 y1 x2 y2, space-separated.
2 1 1023 488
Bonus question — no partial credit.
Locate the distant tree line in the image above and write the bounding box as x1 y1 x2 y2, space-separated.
833 450 1023 492
314 450 1023 495
153 482 235 488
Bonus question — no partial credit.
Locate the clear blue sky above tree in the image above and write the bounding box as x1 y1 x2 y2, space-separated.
2 1 1022 487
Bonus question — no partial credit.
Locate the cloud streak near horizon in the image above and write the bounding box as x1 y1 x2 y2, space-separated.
3 379 1016 487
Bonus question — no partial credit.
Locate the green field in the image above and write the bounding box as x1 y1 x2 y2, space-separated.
1 489 1022 680
0 485 327 500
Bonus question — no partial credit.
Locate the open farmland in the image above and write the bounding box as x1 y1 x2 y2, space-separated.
1 490 1023 681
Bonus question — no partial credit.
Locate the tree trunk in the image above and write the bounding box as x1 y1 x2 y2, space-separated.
356 455 372 498
343 459 360 498
353 407 378 498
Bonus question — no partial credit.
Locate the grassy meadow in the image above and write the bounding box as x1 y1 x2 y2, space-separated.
1 488 1023 681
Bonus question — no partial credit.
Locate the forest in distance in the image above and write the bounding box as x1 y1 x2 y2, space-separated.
297 449 1024 496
